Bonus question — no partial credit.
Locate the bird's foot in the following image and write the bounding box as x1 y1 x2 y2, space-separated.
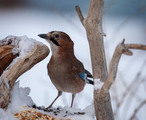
46 105 52 109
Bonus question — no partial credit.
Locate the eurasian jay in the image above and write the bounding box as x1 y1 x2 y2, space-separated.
38 31 93 109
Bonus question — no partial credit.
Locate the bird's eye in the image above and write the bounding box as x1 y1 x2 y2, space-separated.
54 34 60 39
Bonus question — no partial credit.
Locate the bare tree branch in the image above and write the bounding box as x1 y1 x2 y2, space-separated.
126 44 146 50
75 6 84 26
101 40 132 98
101 40 146 98
96 38 146 119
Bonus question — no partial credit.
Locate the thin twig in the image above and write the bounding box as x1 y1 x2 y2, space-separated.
122 78 145 119
75 6 84 26
130 100 146 120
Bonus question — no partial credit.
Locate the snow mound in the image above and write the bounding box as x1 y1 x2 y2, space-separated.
94 79 104 90
0 81 95 120
7 82 34 113
0 35 43 57
0 109 16 120
0 82 34 120
32 105 95 120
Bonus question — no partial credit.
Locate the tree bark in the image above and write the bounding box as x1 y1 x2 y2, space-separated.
75 0 107 81
0 36 50 109
75 0 114 119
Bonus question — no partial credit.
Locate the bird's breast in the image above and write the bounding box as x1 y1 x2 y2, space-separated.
47 58 85 94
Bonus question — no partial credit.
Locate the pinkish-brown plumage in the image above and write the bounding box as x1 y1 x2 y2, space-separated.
38 31 92 108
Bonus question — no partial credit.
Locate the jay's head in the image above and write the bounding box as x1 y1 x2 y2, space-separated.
38 31 74 49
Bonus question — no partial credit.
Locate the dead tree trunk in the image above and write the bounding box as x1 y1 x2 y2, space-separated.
75 0 114 119
0 36 49 109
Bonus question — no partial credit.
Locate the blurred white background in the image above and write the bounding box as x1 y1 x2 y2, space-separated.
0 0 146 119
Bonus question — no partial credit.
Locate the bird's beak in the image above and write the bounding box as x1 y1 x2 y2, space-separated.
38 34 50 39
38 33 60 46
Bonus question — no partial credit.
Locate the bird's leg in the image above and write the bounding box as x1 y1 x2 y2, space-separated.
70 94 76 107
46 91 62 109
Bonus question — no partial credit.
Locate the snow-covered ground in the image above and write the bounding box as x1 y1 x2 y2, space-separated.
0 8 146 120
0 82 95 120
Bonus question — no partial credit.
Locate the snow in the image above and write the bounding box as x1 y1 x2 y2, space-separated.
0 109 16 120
0 82 95 120
7 82 34 113
94 79 104 90
0 35 44 81
0 82 34 120
34 105 95 120
1 35 43 58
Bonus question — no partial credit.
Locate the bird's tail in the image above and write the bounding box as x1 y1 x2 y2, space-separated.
84 78 94 85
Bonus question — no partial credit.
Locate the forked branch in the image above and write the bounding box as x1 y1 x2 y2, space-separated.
101 40 146 98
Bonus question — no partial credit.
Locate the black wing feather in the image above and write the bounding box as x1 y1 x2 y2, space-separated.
85 69 93 78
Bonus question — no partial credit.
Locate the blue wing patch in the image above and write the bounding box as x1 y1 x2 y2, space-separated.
78 73 87 80
78 73 94 85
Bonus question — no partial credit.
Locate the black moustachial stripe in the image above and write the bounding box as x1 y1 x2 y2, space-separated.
50 37 60 46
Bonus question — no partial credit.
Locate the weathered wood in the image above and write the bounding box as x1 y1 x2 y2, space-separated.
101 40 133 99
99 40 146 119
126 44 146 50
75 0 114 119
101 41 146 99
0 45 18 76
0 37 50 109
76 0 107 81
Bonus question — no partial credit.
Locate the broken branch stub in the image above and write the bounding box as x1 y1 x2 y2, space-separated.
0 36 50 109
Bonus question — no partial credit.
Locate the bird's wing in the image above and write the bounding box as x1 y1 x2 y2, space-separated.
72 59 94 85
72 59 84 73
